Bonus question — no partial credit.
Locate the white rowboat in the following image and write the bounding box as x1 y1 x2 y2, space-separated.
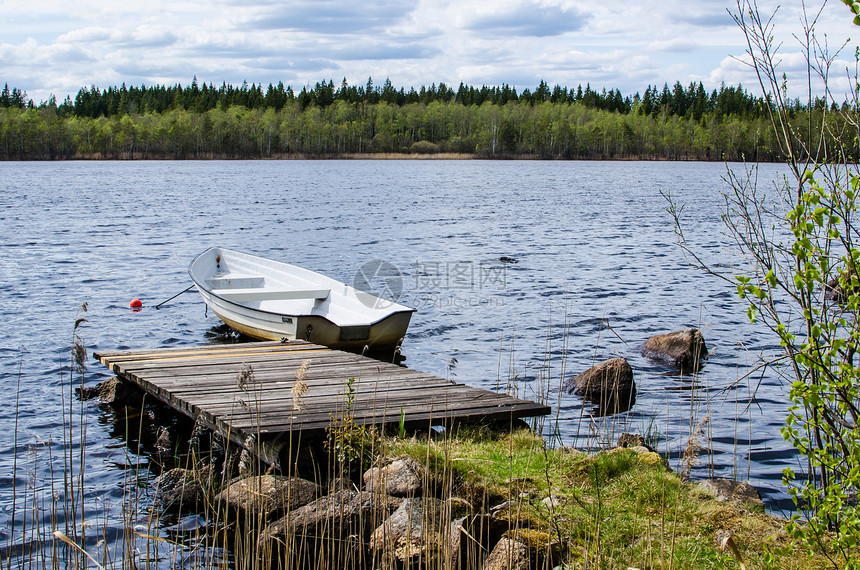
189 247 414 351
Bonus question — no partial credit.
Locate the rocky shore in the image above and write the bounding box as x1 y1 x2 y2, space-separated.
129 416 818 570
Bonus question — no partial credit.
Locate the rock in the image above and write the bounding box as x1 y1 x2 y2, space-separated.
326 475 355 493
98 377 141 405
451 514 510 570
448 497 474 518
565 358 635 414
448 516 470 569
605 445 668 468
482 537 530 570
215 475 317 520
490 500 517 515
635 450 666 468
697 478 763 508
507 529 563 567
258 489 401 561
75 385 100 401
541 496 561 510
268 488 355 535
154 466 215 513
642 328 708 371
617 433 658 454
369 497 448 563
499 256 518 264
153 426 173 465
364 456 425 497
616 432 646 449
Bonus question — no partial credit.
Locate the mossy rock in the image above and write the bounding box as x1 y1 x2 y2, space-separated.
503 529 565 566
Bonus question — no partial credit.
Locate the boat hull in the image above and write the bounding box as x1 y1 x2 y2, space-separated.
212 308 412 351
190 248 413 352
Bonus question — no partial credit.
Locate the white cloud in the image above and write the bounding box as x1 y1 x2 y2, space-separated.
2 0 858 104
457 1 590 37
648 39 700 54
227 0 418 33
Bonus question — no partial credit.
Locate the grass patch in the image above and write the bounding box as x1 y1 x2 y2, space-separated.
385 426 835 569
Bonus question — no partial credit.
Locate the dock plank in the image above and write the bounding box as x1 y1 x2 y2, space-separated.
94 341 551 462
117 356 408 381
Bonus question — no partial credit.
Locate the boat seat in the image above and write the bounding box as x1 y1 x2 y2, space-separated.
207 275 265 289
214 288 331 302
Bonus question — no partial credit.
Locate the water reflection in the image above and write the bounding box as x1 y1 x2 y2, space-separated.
584 386 637 417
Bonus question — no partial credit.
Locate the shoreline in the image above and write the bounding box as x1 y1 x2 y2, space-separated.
144 412 824 569
0 152 781 162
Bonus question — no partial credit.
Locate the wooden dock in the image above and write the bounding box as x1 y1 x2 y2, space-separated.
94 340 550 463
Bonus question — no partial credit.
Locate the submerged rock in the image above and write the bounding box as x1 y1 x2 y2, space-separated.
642 328 708 371
153 426 173 465
565 358 635 414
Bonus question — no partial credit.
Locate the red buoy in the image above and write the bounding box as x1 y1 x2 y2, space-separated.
129 298 143 308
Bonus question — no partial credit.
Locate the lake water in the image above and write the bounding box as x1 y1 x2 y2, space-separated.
0 159 796 558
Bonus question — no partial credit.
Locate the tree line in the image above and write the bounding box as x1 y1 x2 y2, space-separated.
0 78 850 161
6 77 770 120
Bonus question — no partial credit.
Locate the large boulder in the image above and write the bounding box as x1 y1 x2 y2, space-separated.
369 497 449 564
261 488 354 539
481 537 530 570
364 456 425 497
258 488 401 564
564 358 635 414
641 328 708 371
215 475 317 521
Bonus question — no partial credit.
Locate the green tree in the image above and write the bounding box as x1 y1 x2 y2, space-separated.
670 2 860 564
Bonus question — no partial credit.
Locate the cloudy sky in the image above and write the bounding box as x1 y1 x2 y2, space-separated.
1 0 857 104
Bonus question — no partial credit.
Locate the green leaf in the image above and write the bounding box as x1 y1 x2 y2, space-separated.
794 274 805 290
766 268 777 287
